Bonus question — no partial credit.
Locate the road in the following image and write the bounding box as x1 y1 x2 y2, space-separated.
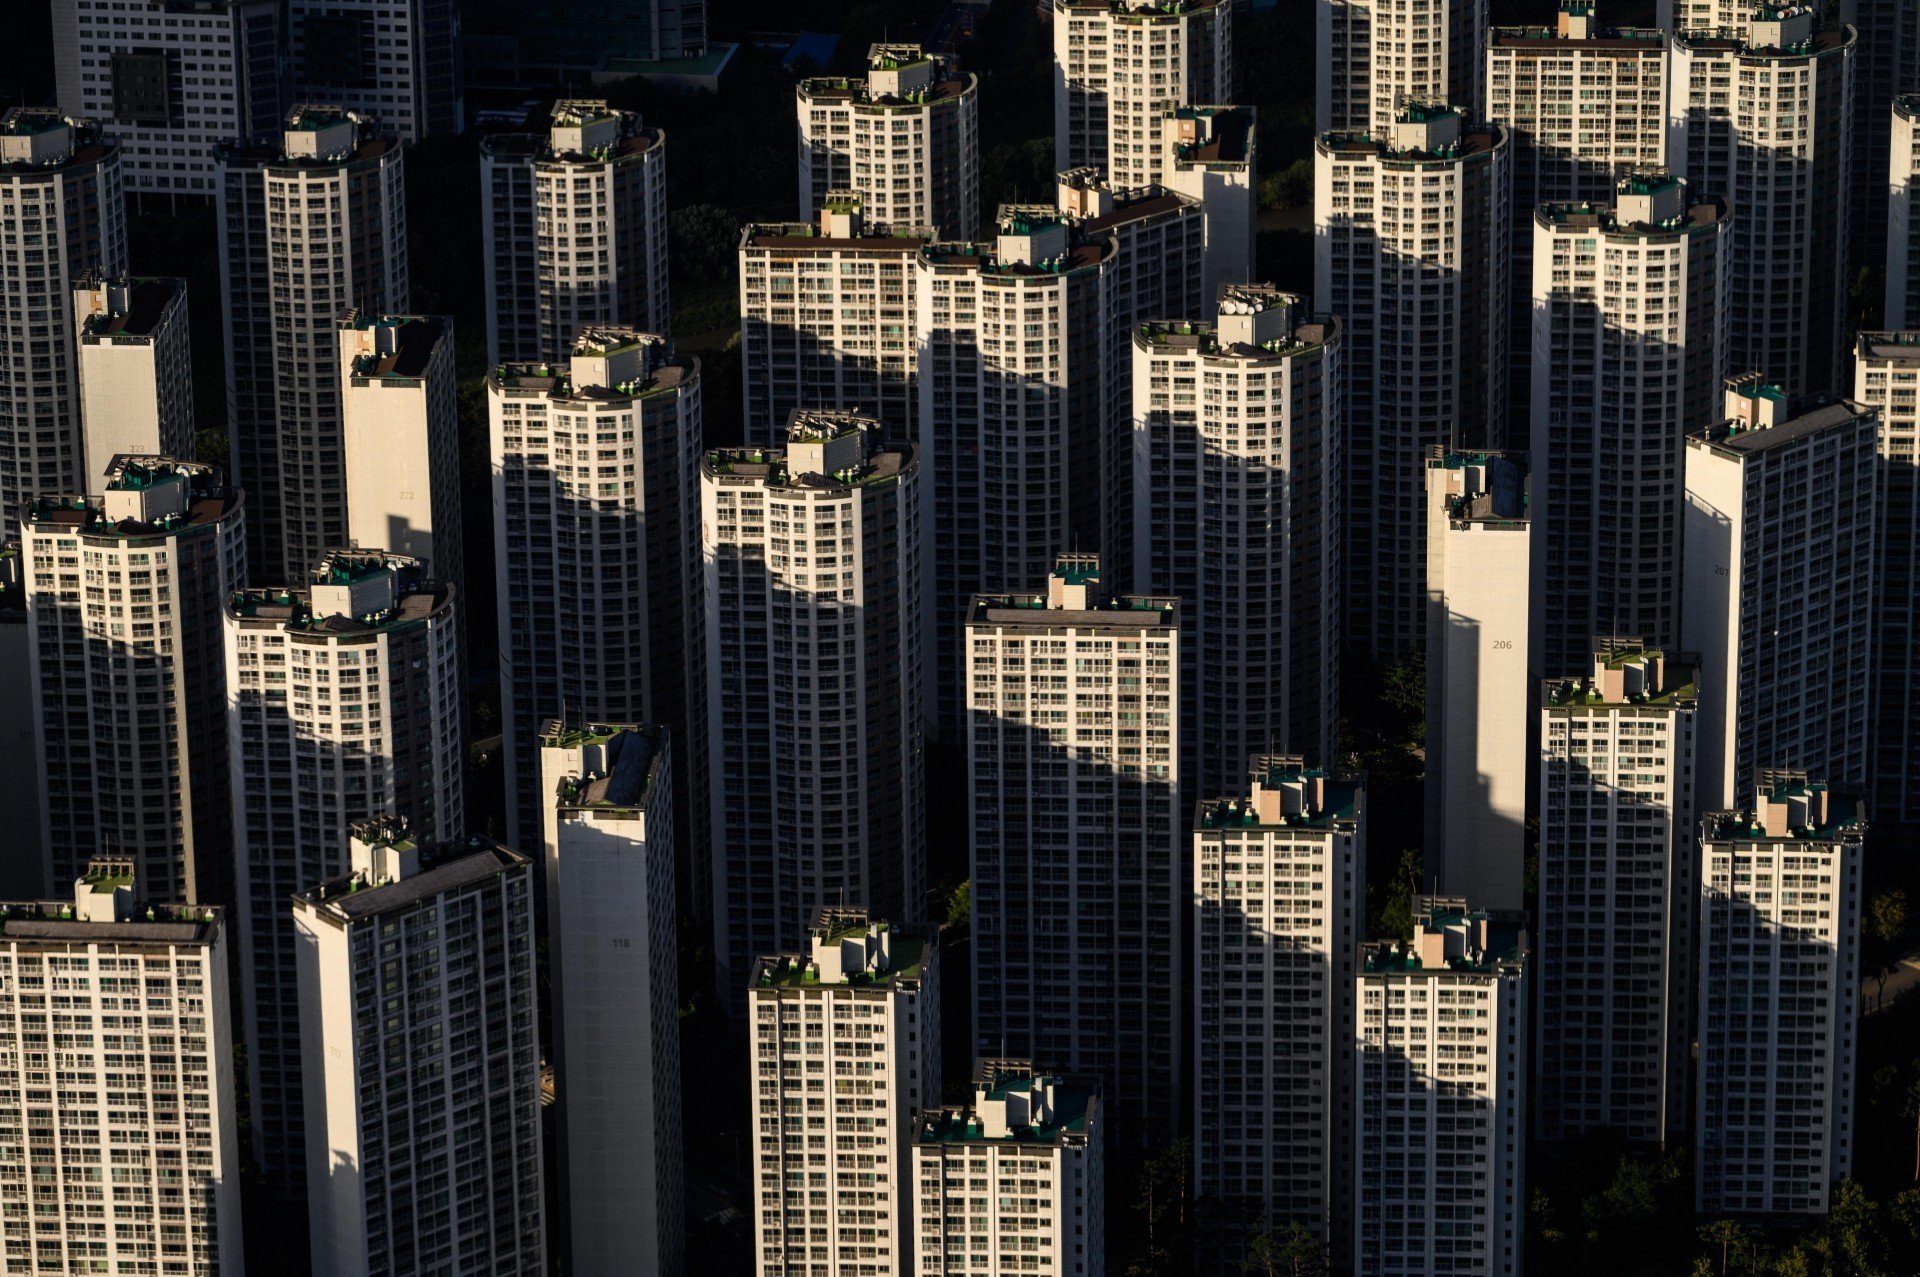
1865 950 1920 1014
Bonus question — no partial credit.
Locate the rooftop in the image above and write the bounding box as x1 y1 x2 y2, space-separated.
1317 121 1503 164
0 898 221 946
703 439 912 490
296 840 529 923
552 723 666 813
1856 330 1920 365
1544 645 1700 708
1135 314 1333 359
917 1077 1097 1146
1688 396 1869 455
1703 775 1865 842
1537 191 1728 235
1166 105 1254 167
741 221 936 250
226 551 448 634
1490 23 1666 47
1362 900 1528 975
753 917 933 990
1196 760 1363 830
1673 23 1852 57
344 314 448 381
24 460 237 540
968 589 1178 626
76 277 183 341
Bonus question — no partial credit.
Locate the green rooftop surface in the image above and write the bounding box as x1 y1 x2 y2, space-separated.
1706 782 1865 841
1197 767 1361 830
1362 906 1526 974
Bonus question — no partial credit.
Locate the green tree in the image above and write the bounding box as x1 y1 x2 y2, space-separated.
1698 1219 1754 1277
668 204 742 285
1865 888 1910 1010
1257 159 1313 211
1243 1219 1326 1276
943 880 971 930
1372 848 1421 940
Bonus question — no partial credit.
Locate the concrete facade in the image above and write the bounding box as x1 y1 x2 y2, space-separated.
73 276 196 485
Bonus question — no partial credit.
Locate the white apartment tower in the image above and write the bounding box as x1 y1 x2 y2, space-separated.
1355 901 1528 1277
704 413 926 1003
22 458 244 906
480 100 668 369
1669 12 1856 397
1886 97 1920 329
538 723 684 1276
224 549 461 1194
1160 106 1258 312
1853 333 1920 823
1846 0 1920 285
1425 451 1532 913
965 556 1182 1130
339 313 461 586
916 207 1114 732
1055 172 1206 593
1696 776 1862 1216
287 0 463 143
1052 0 1233 187
73 276 195 484
1530 173 1731 675
739 200 934 445
1682 377 1877 811
0 866 243 1274
1132 289 1341 796
1316 106 1509 661
1487 4 1670 429
1193 761 1365 1248
0 110 125 538
749 911 940 1277
216 106 408 582
1537 645 1699 1146
50 0 286 198
1319 0 1488 133
488 329 707 903
294 825 544 1274
797 45 980 241
912 1063 1104 1277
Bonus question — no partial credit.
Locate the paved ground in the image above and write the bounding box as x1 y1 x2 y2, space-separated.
1865 951 1920 1014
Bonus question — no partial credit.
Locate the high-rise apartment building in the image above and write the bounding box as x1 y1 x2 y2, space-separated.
0 110 125 537
225 548 461 1194
0 548 37 900
488 329 706 898
1853 333 1920 823
796 45 980 241
1316 106 1508 661
480 101 668 369
339 313 461 585
294 823 545 1273
965 556 1182 1130
1886 97 1920 329
1530 173 1731 675
1355 900 1528 1277
216 106 407 582
1696 775 1862 1217
1424 451 1531 912
1193 761 1365 1248
22 458 244 906
538 723 683 1276
749 910 940 1277
1846 0 1920 293
739 200 933 445
704 412 925 1003
0 865 243 1273
1132 288 1341 795
912 1062 1104 1277
1669 10 1856 397
72 276 196 485
1487 4 1669 431
1052 0 1233 187
50 0 286 199
1320 0 1487 133
917 206 1115 732
1682 377 1876 811
1160 106 1257 313
1537 645 1698 1146
288 0 462 143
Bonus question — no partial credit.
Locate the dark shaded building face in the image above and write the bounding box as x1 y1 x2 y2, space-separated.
110 50 174 126
302 11 373 86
